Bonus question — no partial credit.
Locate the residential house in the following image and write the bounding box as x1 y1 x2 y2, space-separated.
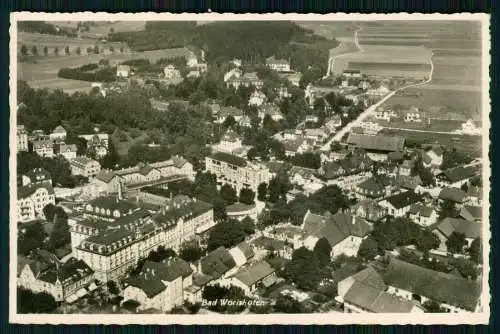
356 176 396 200
116 65 131 78
17 125 29 152
87 170 123 196
374 108 396 122
249 90 267 107
32 138 54 158
229 261 277 296
378 191 422 217
408 203 438 227
213 131 243 154
278 71 302 87
49 125 67 141
430 218 482 252
122 258 193 312
378 258 482 312
70 157 101 178
258 103 283 122
399 159 414 176
228 242 255 268
350 199 387 223
401 107 422 122
436 166 479 188
18 256 95 302
284 138 312 157
342 69 362 78
305 115 319 123
466 186 483 206
337 266 423 313
227 72 263 90
164 65 182 80
215 106 244 124
79 133 109 158
266 56 291 72
359 80 370 90
422 147 444 169
304 128 330 145
358 121 383 136
438 187 468 206
367 85 390 97
58 143 78 160
200 247 238 283
459 205 482 223
289 166 323 191
302 211 372 258
395 175 423 191
325 115 342 131
17 181 55 222
21 168 52 186
114 163 162 186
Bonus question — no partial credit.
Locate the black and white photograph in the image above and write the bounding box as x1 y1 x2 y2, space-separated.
9 13 490 324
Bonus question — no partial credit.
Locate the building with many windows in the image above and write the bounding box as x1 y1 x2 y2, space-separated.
70 156 101 178
205 152 271 193
17 181 55 222
17 124 29 152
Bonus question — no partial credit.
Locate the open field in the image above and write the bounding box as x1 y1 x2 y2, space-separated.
18 47 193 93
295 21 359 38
387 89 482 120
373 118 473 133
380 128 482 156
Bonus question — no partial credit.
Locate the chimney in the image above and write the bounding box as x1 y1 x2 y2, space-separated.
352 215 356 225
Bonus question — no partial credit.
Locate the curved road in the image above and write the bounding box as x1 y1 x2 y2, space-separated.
320 51 435 151
325 27 363 78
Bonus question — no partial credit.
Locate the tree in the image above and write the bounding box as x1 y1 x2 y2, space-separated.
247 147 258 161
257 182 268 201
54 46 59 55
147 246 176 262
202 284 247 313
313 237 332 266
358 237 379 260
222 115 236 129
438 199 459 220
49 206 70 249
220 184 237 205
423 300 447 313
109 45 114 53
207 219 250 251
274 294 302 313
239 188 255 205
308 185 349 215
20 44 28 56
445 232 467 254
469 237 482 264
452 258 479 280
31 46 38 56
17 288 57 313
120 46 124 53
18 221 47 256
75 46 81 55
93 45 100 54
43 203 57 222
268 177 282 203
179 241 203 262
106 281 120 295
43 46 48 55
284 247 322 290
65 45 70 55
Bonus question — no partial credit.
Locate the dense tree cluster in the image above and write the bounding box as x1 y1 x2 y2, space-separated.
48 206 71 250
202 284 247 313
17 288 58 313
179 241 203 263
441 148 473 170
283 246 325 290
290 152 322 170
207 218 254 251
18 221 47 256
19 21 76 37
58 64 116 83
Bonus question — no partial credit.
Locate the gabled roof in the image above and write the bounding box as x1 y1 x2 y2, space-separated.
233 261 275 287
52 125 67 134
201 247 237 280
347 134 405 152
125 274 166 298
70 156 99 168
378 258 481 311
430 217 482 239
467 186 483 199
460 205 482 222
210 152 247 167
95 170 118 183
441 166 479 183
142 258 193 282
396 175 422 190
383 191 422 209
302 211 373 247
18 181 54 199
439 187 467 203
409 203 435 217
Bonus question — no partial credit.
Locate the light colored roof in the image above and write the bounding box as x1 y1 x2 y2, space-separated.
52 125 67 133
233 261 275 287
430 217 482 239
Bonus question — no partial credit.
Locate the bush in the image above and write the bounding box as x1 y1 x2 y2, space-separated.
17 288 57 313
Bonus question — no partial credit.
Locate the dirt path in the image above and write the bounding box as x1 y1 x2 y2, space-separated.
325 27 364 77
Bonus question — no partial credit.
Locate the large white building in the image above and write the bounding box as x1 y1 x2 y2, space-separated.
17 181 55 222
70 156 101 178
17 125 29 152
205 152 271 193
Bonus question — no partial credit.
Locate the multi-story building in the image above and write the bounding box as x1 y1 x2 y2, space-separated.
122 258 193 312
57 143 78 160
70 156 101 178
78 133 109 158
21 168 52 186
205 152 271 193
17 124 29 152
18 256 95 302
73 196 214 282
49 125 68 141
266 55 291 72
17 181 55 222
32 138 54 158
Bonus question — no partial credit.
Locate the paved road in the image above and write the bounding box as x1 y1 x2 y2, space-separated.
320 50 436 151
